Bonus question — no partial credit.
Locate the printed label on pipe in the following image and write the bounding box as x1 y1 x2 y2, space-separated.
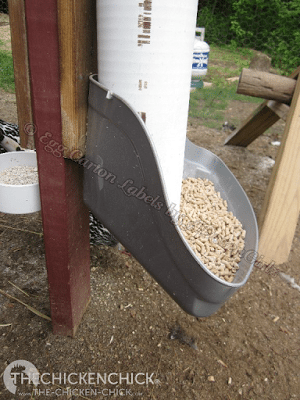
138 1 152 46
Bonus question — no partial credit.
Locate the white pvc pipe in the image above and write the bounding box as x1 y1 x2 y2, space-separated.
96 0 198 208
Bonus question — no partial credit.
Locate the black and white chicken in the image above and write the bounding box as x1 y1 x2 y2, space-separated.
0 119 118 247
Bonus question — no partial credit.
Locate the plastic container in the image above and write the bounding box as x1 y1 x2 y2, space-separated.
0 151 41 214
192 27 210 78
84 77 259 317
96 0 199 208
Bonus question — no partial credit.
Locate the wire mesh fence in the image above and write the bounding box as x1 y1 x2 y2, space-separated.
0 0 8 14
197 0 300 74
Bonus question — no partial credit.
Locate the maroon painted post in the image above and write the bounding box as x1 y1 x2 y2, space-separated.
24 0 91 336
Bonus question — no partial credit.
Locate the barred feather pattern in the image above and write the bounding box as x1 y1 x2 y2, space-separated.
0 119 20 153
0 119 118 247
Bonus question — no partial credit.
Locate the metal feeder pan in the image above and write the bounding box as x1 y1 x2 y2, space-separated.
83 75 258 317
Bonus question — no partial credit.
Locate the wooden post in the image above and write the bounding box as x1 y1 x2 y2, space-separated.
237 68 296 104
224 101 282 147
57 0 98 159
225 66 300 147
24 0 91 336
8 0 34 149
267 100 290 122
258 75 300 264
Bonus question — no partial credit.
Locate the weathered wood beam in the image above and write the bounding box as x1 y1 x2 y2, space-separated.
57 0 98 159
225 66 300 147
224 101 280 147
8 0 34 149
237 68 296 104
258 73 300 264
266 100 290 122
25 0 91 336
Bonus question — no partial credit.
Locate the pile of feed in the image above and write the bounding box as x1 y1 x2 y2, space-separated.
0 165 38 185
179 177 246 282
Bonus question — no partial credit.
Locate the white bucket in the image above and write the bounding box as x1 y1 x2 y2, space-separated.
0 151 41 214
96 0 198 208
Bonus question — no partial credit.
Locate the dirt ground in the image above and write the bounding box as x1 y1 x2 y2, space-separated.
0 13 11 53
1 84 300 400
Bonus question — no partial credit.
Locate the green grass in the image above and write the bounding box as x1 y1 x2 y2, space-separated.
189 82 263 129
204 44 254 85
189 44 265 128
209 44 254 68
0 47 15 92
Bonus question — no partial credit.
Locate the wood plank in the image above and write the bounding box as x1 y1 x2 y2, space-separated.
258 75 300 264
25 0 91 336
57 0 98 159
8 0 34 149
225 66 300 147
237 68 296 104
224 101 280 147
267 100 289 122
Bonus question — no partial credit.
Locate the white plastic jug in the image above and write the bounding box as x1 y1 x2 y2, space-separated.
192 28 210 77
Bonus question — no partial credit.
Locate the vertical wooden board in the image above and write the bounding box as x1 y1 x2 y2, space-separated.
25 0 91 336
57 0 98 159
8 0 34 149
258 76 300 264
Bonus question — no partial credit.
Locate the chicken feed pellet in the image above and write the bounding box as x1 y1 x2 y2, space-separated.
179 177 246 282
0 165 38 185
